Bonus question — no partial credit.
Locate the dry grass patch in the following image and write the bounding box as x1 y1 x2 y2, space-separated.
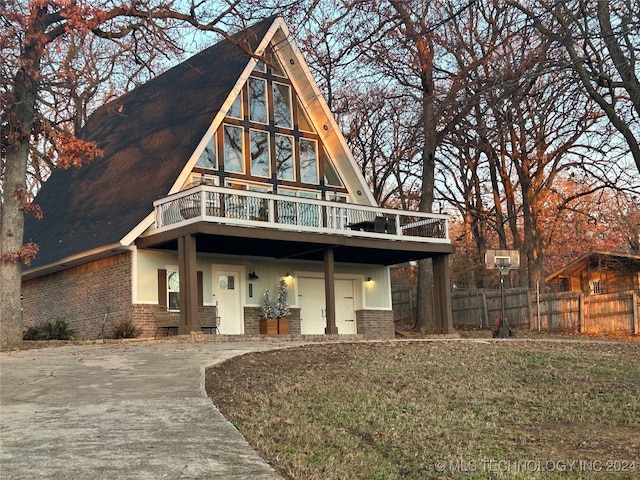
206 340 640 479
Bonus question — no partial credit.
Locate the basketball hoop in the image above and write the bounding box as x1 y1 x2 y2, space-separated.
485 249 520 276
485 249 520 338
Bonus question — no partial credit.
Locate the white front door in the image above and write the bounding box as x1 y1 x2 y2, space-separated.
212 265 244 334
336 279 357 334
298 277 326 334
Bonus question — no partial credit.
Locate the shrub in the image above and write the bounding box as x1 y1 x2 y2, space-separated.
22 325 41 341
23 320 75 340
111 319 142 339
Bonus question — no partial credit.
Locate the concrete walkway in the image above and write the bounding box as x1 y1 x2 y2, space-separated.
1 339 307 479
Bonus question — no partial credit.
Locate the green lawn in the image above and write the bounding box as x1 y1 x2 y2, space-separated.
206 340 640 479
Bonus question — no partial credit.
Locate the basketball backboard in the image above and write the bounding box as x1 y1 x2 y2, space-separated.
485 249 520 275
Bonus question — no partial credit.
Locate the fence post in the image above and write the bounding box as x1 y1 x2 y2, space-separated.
481 292 488 329
409 286 415 324
633 291 639 335
536 282 541 331
526 288 533 331
578 293 585 333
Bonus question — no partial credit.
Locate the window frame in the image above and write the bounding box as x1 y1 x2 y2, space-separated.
195 135 217 170
209 49 351 197
249 129 271 178
275 133 295 181
272 81 293 129
222 124 245 174
297 99 314 133
228 92 243 119
248 77 268 125
299 138 319 185
167 267 180 311
253 59 266 73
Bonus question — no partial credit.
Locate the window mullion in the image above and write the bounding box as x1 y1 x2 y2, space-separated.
266 77 275 125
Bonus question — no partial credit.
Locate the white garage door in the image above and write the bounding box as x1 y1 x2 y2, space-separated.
298 277 356 335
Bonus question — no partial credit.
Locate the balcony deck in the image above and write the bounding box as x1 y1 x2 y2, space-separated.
152 185 451 245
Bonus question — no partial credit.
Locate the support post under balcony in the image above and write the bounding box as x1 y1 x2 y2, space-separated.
178 234 200 334
433 254 454 334
324 247 338 334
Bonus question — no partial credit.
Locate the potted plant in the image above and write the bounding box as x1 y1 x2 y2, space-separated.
260 279 290 334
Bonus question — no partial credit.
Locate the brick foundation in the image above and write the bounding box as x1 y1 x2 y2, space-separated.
131 304 223 338
244 306 301 335
131 303 178 338
356 309 395 339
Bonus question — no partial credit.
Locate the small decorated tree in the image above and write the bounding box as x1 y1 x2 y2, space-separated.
275 279 290 319
260 279 290 334
261 280 290 319
261 289 277 319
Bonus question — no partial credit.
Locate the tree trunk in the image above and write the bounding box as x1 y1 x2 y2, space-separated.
386 0 451 333
415 67 438 333
0 142 30 349
1 115 32 349
1 32 42 349
415 257 434 332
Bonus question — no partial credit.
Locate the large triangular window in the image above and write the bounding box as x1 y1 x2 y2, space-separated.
192 45 347 199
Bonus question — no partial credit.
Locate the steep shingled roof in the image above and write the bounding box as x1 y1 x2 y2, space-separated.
24 18 276 269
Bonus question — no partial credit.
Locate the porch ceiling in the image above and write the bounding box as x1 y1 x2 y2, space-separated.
136 222 454 265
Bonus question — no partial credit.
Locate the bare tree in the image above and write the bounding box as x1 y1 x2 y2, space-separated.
0 0 299 349
364 0 508 332
507 0 640 174
436 1 629 291
542 177 639 274
336 86 423 208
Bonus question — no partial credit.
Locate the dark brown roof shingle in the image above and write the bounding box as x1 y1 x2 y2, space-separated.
24 18 275 269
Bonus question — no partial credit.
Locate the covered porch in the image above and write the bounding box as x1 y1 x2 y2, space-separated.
138 184 455 335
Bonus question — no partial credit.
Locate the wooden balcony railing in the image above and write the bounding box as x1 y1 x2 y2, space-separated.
153 185 450 243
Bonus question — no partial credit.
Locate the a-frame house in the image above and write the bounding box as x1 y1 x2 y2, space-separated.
22 17 455 339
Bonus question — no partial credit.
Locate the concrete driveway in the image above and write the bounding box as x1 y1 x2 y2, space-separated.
1 339 306 479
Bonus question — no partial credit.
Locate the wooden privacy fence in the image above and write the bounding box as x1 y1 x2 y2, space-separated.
391 286 416 322
451 289 532 328
393 287 532 328
394 287 639 334
533 290 639 334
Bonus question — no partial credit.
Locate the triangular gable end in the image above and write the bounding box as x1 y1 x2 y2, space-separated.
267 20 375 204
125 17 375 246
180 18 373 201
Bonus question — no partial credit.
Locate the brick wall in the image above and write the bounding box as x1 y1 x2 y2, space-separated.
131 305 223 339
244 306 261 335
356 309 395 339
22 253 133 340
132 303 172 339
244 306 301 335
